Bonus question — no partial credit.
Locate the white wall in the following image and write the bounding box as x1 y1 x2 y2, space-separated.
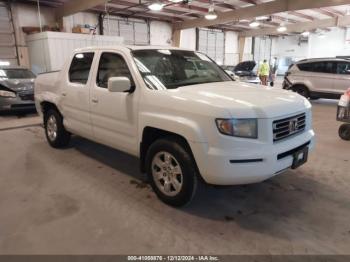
271 28 350 60
179 28 196 50
308 28 350 58
271 35 308 60
150 21 172 46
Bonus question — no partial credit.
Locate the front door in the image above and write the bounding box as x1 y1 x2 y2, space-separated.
90 51 139 156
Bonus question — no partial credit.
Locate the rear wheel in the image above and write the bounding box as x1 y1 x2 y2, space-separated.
145 138 198 207
44 109 71 148
293 85 309 98
339 124 350 141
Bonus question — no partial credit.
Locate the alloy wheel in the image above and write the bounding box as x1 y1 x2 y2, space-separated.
151 151 183 197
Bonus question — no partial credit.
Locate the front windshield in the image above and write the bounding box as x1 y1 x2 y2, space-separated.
0 69 36 79
132 49 232 90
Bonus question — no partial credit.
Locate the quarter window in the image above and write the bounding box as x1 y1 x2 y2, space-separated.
297 63 312 72
96 52 134 88
336 62 350 75
69 52 94 84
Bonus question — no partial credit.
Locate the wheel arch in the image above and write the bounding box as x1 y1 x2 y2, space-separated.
40 101 62 120
139 127 200 177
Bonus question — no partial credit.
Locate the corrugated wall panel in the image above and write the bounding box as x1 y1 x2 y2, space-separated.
0 1 17 65
103 16 149 45
197 28 224 65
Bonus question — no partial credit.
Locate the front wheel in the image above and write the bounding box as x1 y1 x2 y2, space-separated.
44 109 71 148
145 138 198 207
339 124 350 141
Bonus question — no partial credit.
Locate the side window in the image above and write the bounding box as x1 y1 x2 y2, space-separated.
298 62 335 74
96 52 135 88
317 62 335 74
69 52 94 84
337 62 350 75
297 63 312 72
311 62 326 73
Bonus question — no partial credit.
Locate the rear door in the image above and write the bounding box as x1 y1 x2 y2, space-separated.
298 61 335 93
60 52 95 138
335 61 350 94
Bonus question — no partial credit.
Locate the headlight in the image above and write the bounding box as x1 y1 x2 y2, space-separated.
216 118 258 138
0 90 16 98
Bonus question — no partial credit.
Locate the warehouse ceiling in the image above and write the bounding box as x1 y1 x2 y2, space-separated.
23 0 350 35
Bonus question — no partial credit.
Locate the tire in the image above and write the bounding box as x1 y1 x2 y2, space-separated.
339 124 350 141
145 137 198 207
293 85 309 98
44 109 71 148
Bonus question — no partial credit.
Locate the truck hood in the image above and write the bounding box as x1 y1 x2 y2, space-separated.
172 81 311 118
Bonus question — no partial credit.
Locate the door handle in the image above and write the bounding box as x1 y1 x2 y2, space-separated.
91 98 99 103
62 92 67 97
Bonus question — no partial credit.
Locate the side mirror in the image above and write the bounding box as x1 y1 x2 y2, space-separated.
108 77 131 93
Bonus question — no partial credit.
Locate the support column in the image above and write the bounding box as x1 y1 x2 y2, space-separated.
172 29 181 47
238 36 246 62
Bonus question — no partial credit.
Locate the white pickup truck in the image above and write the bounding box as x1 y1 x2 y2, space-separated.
35 46 315 206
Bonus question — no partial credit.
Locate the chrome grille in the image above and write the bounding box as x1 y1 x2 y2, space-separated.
273 113 306 142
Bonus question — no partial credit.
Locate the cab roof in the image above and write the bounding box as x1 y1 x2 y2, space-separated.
297 57 350 64
74 45 194 53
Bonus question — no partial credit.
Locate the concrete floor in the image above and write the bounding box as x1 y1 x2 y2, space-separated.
0 100 349 255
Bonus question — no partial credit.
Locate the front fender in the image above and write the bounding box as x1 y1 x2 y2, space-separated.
138 111 208 143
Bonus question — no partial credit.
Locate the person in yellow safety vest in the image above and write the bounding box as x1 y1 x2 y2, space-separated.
258 59 270 86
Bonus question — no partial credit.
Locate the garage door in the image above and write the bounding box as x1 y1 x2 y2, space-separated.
103 16 149 45
253 36 272 65
197 28 224 65
0 1 17 66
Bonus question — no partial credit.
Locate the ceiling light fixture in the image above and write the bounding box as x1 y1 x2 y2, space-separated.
256 16 269 21
277 23 287 32
205 5 217 20
249 21 260 28
148 1 165 11
0 61 10 66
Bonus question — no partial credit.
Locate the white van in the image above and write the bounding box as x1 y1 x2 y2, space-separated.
283 58 350 99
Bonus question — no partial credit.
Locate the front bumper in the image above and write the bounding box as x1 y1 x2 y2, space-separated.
0 95 36 111
190 128 315 186
282 77 292 89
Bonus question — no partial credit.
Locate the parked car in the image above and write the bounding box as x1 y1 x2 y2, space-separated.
234 60 260 84
283 58 350 99
221 65 235 72
220 66 239 80
224 70 239 81
35 46 315 206
0 66 36 111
